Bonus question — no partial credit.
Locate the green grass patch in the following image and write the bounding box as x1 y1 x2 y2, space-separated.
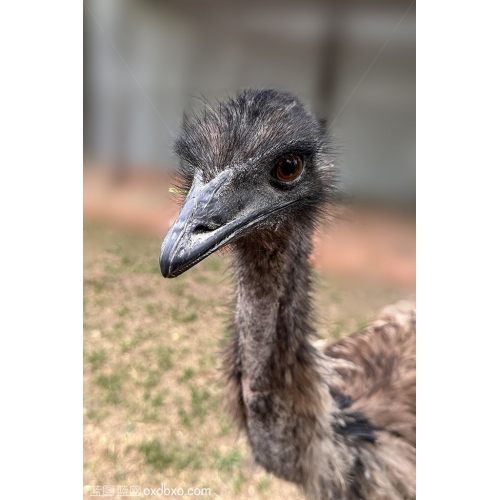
95 372 124 405
157 346 174 371
190 386 212 420
178 367 195 383
138 439 174 470
174 447 202 471
211 447 242 473
178 407 192 429
217 415 233 436
145 302 163 317
120 338 139 353
176 386 214 426
87 349 107 372
85 277 109 293
170 307 197 323
86 407 109 423
114 470 127 482
121 255 133 267
232 470 246 494
256 476 271 492
151 392 163 407
137 439 202 471
116 305 131 317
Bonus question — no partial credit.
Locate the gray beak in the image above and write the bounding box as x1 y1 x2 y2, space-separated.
159 170 261 278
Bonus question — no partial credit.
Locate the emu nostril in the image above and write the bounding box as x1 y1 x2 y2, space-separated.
192 223 216 234
192 215 225 234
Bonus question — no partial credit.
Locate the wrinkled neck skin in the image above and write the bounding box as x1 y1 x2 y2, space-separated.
232 223 320 395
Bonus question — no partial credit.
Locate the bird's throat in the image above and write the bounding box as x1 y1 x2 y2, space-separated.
232 228 318 394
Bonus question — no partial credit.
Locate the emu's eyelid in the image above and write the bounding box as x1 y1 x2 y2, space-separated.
272 149 312 162
270 153 306 170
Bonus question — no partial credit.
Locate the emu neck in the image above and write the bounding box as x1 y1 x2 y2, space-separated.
233 228 317 393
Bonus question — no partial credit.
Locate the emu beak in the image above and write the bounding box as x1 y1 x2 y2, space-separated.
159 170 263 278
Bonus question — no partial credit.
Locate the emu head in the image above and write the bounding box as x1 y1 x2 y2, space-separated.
160 89 336 278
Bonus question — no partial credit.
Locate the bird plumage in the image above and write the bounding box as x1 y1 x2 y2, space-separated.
160 89 415 499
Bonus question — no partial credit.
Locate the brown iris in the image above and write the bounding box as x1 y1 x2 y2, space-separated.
274 154 303 182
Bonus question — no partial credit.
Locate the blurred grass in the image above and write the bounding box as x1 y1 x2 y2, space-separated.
83 222 411 498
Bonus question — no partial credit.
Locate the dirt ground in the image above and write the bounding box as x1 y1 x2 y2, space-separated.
83 166 415 499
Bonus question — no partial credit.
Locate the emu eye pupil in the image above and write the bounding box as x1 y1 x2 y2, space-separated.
275 155 303 182
282 159 295 175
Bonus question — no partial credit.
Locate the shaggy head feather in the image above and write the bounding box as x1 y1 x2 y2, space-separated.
173 89 338 232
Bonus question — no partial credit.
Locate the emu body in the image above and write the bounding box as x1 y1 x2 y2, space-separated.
159 90 416 499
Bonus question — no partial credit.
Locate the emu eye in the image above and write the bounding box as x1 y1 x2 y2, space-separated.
273 155 303 182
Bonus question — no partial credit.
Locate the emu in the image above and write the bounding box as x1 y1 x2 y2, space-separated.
159 89 415 500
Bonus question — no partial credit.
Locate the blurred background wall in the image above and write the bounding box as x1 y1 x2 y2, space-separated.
83 0 415 204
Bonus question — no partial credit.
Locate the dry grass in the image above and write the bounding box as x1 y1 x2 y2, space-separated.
83 223 412 499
